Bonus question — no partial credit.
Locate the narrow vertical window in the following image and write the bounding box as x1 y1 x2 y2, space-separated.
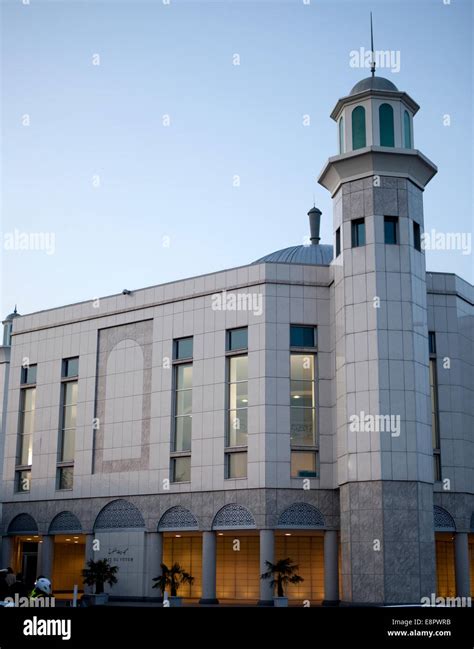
335 227 341 257
226 328 248 479
57 358 78 490
379 103 395 147
351 218 365 247
16 365 37 492
351 106 366 150
338 116 344 154
384 216 398 244
404 110 412 148
290 326 318 478
429 334 441 481
171 338 193 483
413 221 421 251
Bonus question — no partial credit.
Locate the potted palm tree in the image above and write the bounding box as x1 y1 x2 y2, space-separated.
82 559 119 606
152 562 194 607
261 557 304 607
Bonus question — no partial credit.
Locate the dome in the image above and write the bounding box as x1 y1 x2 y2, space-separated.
4 307 20 322
350 76 398 96
252 243 333 266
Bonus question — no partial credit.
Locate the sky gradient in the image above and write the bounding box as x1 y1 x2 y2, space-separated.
1 0 472 316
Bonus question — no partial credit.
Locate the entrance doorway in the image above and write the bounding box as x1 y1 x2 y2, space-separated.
435 532 455 597
52 535 86 595
12 536 41 589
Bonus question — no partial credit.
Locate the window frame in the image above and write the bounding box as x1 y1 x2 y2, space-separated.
226 327 248 352
225 330 248 479
351 105 366 150
429 335 441 482
403 110 412 148
384 216 399 245
335 227 341 257
170 340 193 483
15 365 38 492
379 103 395 147
289 351 319 479
413 221 421 251
56 359 79 491
351 218 366 248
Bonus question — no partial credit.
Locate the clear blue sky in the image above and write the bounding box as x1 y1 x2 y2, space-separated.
1 0 472 316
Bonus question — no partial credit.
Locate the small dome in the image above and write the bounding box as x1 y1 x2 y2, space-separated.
4 307 20 322
350 76 398 96
252 244 333 266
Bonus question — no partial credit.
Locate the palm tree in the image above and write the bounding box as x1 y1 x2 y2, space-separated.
152 562 194 597
82 559 118 595
260 558 304 598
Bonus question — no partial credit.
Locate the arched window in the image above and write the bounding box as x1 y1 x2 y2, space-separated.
404 110 412 148
338 116 344 154
351 106 366 150
379 103 394 147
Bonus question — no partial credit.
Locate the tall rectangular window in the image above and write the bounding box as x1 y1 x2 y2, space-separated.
413 221 421 251
384 216 398 244
171 338 193 483
16 365 37 492
429 334 441 482
351 218 365 248
57 357 78 490
429 331 436 355
335 227 341 257
226 328 248 479
290 328 318 478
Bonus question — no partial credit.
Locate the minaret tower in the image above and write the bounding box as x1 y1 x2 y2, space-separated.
318 34 438 603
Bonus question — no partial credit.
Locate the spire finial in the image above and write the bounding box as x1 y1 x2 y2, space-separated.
13 305 17 315
370 11 376 77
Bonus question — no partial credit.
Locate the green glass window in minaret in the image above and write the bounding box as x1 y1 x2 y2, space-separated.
351 106 366 150
379 103 395 147
404 110 412 148
339 116 344 153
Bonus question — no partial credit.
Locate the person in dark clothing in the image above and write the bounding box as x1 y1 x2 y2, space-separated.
10 573 28 597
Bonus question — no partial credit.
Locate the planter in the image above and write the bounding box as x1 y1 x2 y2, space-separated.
274 597 288 607
82 593 109 606
170 596 182 607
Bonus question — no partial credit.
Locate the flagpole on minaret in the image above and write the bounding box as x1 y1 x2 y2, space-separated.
370 12 376 77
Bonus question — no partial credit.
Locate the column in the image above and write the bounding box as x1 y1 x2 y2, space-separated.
199 531 218 605
323 530 340 606
258 529 275 606
454 532 470 599
37 535 54 579
1 536 13 569
145 532 163 599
